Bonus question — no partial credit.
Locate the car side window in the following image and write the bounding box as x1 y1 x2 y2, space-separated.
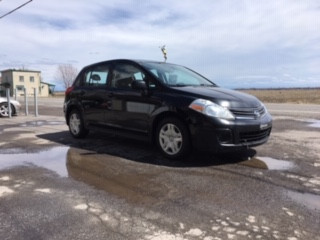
111 64 147 89
84 64 110 87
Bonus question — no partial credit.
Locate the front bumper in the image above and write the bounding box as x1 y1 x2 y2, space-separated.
189 112 272 152
13 102 21 115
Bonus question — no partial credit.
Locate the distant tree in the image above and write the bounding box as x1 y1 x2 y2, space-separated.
55 64 78 89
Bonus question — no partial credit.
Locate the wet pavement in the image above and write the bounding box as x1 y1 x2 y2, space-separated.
0 102 320 240
239 156 296 170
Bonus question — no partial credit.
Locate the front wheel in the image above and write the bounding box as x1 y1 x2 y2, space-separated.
0 103 15 117
156 117 191 160
68 109 89 138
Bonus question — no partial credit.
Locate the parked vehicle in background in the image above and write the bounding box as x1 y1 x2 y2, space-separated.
0 97 21 117
64 59 272 159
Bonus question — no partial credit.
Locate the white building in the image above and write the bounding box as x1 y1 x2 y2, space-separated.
0 69 55 97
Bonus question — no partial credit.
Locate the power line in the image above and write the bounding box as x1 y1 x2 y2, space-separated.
0 0 33 20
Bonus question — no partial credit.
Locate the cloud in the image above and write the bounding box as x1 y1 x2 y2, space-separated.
0 0 319 90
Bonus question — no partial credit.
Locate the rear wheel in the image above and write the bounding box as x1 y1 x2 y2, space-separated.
156 117 191 160
68 109 89 138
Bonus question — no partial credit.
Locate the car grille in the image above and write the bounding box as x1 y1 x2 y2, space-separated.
230 106 266 119
239 128 271 143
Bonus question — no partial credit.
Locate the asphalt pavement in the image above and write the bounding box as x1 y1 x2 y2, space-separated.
0 99 319 240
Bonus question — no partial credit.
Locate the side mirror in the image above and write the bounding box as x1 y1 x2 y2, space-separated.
131 80 147 90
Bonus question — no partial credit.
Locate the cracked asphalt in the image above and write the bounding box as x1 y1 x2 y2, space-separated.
0 98 319 240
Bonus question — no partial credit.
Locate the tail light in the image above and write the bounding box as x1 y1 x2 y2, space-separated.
65 86 74 96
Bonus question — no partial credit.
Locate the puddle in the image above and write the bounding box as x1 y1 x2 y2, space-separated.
274 118 320 128
0 147 69 177
66 148 167 205
0 148 30 154
240 157 295 170
19 121 65 127
287 191 320 211
307 119 320 128
0 147 167 204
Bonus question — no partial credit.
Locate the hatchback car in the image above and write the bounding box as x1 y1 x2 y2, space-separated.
64 59 272 159
0 97 21 117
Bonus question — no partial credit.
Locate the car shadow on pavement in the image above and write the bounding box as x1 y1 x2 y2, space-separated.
37 130 256 168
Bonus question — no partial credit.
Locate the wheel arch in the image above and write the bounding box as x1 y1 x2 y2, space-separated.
151 111 191 144
65 104 82 125
10 103 16 115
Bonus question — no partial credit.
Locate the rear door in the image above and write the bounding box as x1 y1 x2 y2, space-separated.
78 63 111 126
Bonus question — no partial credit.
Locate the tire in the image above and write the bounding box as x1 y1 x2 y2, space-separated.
156 117 191 160
0 103 15 117
68 109 89 138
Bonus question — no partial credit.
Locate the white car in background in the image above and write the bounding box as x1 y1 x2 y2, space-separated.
0 97 21 117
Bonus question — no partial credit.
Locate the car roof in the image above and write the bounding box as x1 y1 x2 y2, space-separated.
82 59 176 69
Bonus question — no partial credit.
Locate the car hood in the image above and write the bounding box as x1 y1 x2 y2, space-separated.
171 86 262 108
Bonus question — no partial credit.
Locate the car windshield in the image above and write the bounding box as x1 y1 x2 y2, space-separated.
141 62 217 87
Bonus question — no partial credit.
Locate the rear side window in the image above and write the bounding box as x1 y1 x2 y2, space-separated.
84 64 110 87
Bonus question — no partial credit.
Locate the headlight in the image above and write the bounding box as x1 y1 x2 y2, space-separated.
189 99 235 120
261 103 268 114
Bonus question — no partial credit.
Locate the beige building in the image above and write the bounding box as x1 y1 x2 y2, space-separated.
0 69 54 97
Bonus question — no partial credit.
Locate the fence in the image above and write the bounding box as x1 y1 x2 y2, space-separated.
1 86 39 118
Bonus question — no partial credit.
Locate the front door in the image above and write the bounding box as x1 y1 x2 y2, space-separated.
108 63 158 134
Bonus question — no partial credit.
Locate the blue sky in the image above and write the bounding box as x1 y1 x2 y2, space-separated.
0 0 319 90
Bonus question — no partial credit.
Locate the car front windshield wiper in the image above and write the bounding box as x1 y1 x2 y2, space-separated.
168 84 216 87
168 84 193 87
199 84 216 87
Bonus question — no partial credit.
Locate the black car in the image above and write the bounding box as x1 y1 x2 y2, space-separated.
64 59 272 159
